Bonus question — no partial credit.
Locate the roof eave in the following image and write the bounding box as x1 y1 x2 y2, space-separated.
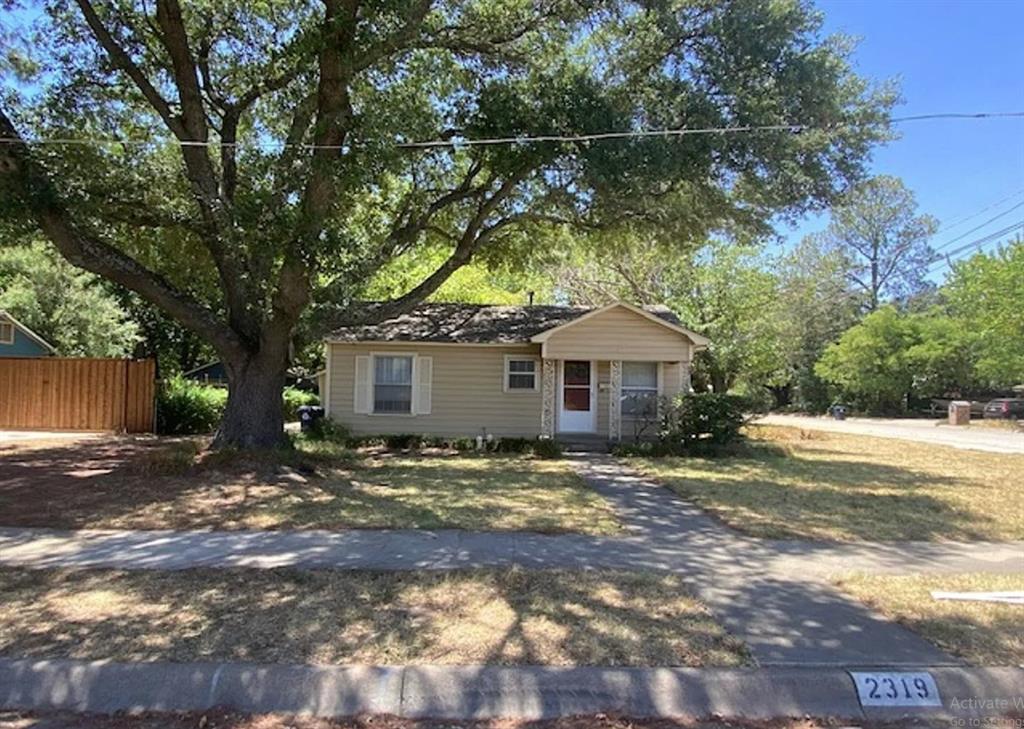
0 310 57 354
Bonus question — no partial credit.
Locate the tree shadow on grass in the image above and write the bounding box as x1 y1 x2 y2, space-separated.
0 440 612 534
652 449 1001 541
0 567 747 668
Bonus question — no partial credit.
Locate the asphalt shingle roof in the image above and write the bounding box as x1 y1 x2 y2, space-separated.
328 302 685 344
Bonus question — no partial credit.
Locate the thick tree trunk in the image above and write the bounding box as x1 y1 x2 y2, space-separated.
766 383 792 409
213 352 290 449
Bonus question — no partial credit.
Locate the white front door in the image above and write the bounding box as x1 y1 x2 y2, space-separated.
558 360 596 433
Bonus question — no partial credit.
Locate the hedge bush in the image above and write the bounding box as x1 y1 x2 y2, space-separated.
323 431 563 458
662 392 746 447
157 380 320 435
156 375 228 435
613 392 747 457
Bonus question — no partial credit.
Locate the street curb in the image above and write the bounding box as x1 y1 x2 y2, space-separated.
1 659 1021 720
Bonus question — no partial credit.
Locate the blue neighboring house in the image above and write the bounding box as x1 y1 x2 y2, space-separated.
0 310 56 358
182 360 229 385
183 360 315 391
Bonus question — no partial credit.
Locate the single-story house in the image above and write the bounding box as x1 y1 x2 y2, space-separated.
0 310 56 358
322 301 709 442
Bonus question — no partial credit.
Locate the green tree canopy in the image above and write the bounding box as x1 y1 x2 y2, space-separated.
772 235 861 409
1 0 893 447
815 305 974 412
0 241 139 356
945 240 1024 387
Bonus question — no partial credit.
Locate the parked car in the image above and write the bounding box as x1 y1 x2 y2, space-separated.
983 398 1024 419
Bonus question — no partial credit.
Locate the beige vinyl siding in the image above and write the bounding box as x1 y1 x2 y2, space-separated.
663 361 685 398
327 342 543 437
541 307 691 361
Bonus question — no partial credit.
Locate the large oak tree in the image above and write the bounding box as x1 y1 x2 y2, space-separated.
1 0 892 447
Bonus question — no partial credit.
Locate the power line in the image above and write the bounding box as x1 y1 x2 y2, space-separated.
926 220 1024 273
929 200 1024 254
1 111 1022 151
934 188 1024 235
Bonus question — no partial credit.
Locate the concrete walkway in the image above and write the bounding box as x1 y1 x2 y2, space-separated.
3 455 1020 667
757 414 1024 454
572 457 977 667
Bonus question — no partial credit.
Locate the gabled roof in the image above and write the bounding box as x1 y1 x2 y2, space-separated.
530 301 710 347
0 310 57 354
327 302 708 347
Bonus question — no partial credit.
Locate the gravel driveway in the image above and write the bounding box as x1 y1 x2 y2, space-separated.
757 414 1024 455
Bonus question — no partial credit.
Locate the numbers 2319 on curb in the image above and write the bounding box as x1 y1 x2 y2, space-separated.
850 672 942 707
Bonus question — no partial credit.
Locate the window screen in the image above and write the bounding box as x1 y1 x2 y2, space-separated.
622 362 658 416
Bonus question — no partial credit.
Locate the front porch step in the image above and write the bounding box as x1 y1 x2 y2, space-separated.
557 434 611 453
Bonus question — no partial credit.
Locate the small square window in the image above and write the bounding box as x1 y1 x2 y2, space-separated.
0 321 13 345
505 358 537 391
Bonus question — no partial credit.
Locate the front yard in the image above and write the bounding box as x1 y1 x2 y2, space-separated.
0 437 620 535
834 573 1024 665
0 566 749 667
632 425 1024 541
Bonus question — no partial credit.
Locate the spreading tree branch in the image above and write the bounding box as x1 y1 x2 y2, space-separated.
74 0 256 340
357 170 529 325
265 0 360 345
354 0 434 71
0 109 243 358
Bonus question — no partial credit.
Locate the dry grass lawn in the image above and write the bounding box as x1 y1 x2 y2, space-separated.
0 567 748 667
632 425 1024 541
0 438 620 535
834 573 1024 666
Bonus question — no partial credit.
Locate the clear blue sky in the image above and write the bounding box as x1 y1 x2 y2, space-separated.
780 0 1024 277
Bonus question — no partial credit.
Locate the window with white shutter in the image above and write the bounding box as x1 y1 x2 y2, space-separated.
373 355 414 413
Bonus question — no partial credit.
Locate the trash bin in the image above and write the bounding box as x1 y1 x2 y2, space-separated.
830 404 847 420
298 405 325 432
948 400 971 426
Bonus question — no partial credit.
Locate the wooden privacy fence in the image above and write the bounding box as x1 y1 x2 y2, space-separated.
0 358 156 432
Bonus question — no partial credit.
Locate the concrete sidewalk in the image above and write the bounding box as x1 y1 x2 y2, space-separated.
757 414 1024 454
2 658 1021 721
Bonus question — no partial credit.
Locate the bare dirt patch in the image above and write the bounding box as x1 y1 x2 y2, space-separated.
0 437 619 534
